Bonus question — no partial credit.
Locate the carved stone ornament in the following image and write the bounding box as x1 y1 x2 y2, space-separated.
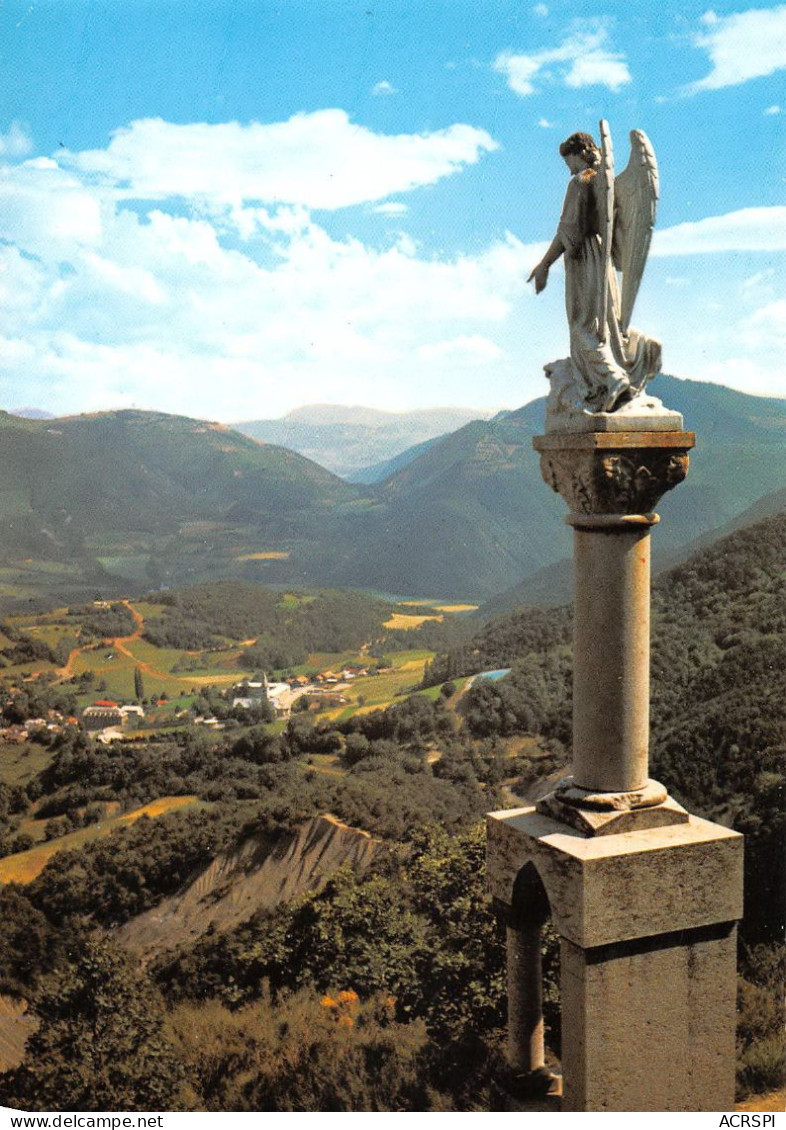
533 433 694 518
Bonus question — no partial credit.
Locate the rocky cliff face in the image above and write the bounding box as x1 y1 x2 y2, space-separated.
0 996 36 1073
114 814 383 959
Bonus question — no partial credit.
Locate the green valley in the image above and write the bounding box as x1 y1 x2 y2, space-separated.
0 512 781 1109
2 376 785 610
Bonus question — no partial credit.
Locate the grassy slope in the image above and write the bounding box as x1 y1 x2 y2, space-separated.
0 409 366 607
0 796 201 884
0 744 55 788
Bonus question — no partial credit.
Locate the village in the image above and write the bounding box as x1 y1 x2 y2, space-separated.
0 663 387 745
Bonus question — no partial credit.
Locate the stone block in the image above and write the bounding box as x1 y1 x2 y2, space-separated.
488 805 743 1111
561 924 738 1111
487 806 743 948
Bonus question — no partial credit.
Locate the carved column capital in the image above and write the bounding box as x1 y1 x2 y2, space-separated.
533 431 695 523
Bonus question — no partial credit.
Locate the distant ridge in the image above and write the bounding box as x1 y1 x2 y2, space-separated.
0 376 784 608
348 436 440 484
0 408 363 609
280 404 491 427
331 375 786 601
234 404 493 479
480 484 786 617
10 407 55 420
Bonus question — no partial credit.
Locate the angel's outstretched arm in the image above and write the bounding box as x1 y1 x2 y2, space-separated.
527 234 565 293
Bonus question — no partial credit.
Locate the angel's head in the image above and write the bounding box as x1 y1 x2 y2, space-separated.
559 132 600 174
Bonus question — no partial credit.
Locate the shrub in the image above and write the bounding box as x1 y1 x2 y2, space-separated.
169 988 432 1112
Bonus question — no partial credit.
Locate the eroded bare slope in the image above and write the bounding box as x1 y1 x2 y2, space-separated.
114 814 382 959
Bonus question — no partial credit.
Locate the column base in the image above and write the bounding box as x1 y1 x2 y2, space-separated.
561 924 739 1111
536 777 689 837
500 1065 561 1099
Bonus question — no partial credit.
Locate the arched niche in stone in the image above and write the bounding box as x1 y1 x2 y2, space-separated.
502 860 558 1092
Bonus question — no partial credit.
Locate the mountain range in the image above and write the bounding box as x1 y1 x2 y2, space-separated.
234 404 493 480
0 375 783 610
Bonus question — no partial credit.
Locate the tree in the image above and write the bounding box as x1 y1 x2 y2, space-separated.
133 666 145 702
0 940 185 1111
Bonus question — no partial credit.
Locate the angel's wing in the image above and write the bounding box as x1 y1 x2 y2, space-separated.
597 119 615 344
613 129 659 333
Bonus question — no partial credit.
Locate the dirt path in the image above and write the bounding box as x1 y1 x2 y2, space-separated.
56 646 82 679
111 600 146 662
111 601 185 682
56 600 170 683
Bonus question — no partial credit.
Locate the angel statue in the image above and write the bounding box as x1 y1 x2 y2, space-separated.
528 122 662 417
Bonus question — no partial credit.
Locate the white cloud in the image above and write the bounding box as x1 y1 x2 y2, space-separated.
416 335 504 363
537 118 555 129
63 110 497 211
684 6 786 94
689 354 785 398
495 54 541 97
740 298 786 350
372 80 397 96
532 4 549 17
0 121 33 158
78 251 167 306
5 106 782 422
372 202 409 215
0 114 533 419
0 159 104 258
652 206 786 255
764 103 782 114
494 20 631 97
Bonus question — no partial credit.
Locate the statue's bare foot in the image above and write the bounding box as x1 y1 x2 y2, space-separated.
601 375 631 412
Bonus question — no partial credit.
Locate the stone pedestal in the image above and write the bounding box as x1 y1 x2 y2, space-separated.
488 807 743 1111
485 423 744 1110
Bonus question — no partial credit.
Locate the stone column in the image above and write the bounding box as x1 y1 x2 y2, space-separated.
500 861 556 1098
571 519 652 791
532 430 694 822
487 423 744 1110
506 918 545 1075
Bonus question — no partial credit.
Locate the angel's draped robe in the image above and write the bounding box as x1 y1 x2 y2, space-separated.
555 170 661 411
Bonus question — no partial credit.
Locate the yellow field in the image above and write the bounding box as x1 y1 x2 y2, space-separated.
0 795 200 884
21 800 123 844
384 613 442 630
183 672 246 687
235 551 290 561
434 603 478 613
321 650 433 721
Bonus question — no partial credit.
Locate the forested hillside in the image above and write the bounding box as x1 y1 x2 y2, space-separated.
0 514 782 1110
2 377 784 609
426 513 786 942
141 581 393 667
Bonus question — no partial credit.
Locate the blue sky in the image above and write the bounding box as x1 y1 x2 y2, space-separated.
1 0 784 420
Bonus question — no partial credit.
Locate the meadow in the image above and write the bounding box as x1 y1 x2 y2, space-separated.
0 587 476 715
0 796 201 884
